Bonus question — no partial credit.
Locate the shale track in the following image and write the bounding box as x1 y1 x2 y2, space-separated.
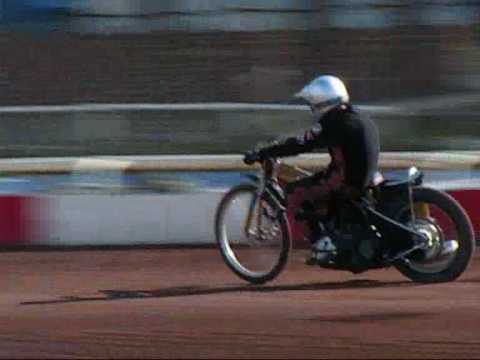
0 248 479 358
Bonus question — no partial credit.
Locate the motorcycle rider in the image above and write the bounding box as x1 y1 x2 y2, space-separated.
243 75 380 265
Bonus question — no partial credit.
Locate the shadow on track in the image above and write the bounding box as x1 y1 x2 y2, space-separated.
21 279 416 306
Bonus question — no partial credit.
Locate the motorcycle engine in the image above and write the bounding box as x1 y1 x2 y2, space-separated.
327 221 382 273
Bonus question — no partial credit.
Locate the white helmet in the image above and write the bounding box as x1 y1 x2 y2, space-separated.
294 75 350 119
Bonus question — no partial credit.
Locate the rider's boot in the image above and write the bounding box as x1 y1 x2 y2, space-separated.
305 235 337 265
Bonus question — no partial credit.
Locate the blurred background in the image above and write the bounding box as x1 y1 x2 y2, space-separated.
1 6 480 358
0 0 479 156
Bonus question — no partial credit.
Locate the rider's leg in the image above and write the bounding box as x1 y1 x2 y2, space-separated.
287 170 345 264
286 174 325 242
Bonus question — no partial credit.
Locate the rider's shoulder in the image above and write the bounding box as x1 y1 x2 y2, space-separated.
341 103 357 113
339 104 364 120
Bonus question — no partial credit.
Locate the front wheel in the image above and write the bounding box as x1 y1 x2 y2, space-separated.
215 183 291 284
394 186 475 283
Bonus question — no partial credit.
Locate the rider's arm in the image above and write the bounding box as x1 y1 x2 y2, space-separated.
259 124 326 158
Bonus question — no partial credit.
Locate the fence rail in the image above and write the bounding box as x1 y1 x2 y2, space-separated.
0 103 395 114
0 152 478 174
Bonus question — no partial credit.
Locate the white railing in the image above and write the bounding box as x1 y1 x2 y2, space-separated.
0 100 477 173
0 102 394 114
0 152 478 174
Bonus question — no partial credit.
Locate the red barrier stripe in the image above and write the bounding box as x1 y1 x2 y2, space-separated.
0 196 29 245
448 190 480 238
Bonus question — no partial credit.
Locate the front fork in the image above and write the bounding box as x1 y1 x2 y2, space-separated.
244 178 266 239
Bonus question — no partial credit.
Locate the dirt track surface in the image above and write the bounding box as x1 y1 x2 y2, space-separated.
0 248 479 359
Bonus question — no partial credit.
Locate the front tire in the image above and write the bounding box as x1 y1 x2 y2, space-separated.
394 187 475 283
215 183 291 284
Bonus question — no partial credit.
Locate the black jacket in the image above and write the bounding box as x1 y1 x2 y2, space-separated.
259 104 380 189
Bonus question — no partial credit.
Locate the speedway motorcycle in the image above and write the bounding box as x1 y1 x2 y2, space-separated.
215 157 475 284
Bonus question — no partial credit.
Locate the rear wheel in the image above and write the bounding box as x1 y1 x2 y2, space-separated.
394 187 475 283
215 184 291 284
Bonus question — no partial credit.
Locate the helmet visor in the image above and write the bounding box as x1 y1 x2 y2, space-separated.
309 96 343 113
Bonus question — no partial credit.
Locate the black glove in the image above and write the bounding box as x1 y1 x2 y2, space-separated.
243 150 262 165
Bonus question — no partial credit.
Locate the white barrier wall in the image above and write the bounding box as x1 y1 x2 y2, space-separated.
34 192 225 246
0 151 478 247
1 186 480 247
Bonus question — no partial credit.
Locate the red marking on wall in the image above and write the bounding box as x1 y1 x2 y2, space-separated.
0 196 28 245
0 196 48 246
287 205 310 248
448 190 480 238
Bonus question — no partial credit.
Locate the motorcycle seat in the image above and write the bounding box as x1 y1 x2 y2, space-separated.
378 178 410 190
369 172 412 190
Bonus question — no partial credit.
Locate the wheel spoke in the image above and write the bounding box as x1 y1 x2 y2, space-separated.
216 184 290 283
393 187 474 282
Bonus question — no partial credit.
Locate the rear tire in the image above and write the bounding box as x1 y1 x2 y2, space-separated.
394 187 475 283
215 184 291 284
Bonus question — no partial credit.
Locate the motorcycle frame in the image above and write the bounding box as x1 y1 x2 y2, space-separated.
244 159 428 259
